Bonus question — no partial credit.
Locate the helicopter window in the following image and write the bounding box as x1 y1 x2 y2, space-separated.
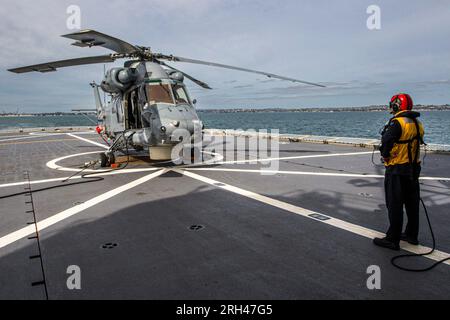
146 83 174 104
172 85 190 104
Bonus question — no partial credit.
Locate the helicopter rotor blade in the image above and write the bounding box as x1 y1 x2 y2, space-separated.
156 54 325 87
62 29 140 54
158 61 212 89
8 54 118 74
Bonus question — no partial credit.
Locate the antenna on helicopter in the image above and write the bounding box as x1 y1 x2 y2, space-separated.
103 64 106 106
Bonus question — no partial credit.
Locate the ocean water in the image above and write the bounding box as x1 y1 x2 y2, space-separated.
0 115 97 130
1 111 449 145
199 111 450 145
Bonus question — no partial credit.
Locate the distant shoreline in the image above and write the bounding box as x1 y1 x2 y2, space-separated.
1 105 449 116
197 105 450 113
0 113 97 117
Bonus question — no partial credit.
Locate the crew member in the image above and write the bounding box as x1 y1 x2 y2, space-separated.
373 93 425 250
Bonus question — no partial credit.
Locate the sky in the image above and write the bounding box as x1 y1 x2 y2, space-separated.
0 0 449 112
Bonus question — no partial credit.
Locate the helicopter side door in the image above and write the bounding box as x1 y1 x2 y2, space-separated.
104 95 125 137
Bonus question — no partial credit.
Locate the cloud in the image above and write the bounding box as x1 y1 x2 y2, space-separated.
0 0 450 112
258 79 277 83
412 79 450 86
232 84 254 89
250 81 384 96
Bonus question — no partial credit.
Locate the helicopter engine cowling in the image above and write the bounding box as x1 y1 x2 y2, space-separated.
100 66 145 94
168 70 184 82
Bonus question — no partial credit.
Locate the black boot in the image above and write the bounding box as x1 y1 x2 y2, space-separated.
373 237 400 251
400 233 419 245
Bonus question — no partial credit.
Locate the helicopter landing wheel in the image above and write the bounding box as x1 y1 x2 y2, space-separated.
100 152 115 167
108 153 115 165
100 153 108 167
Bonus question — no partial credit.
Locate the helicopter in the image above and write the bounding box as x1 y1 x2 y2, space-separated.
8 29 324 166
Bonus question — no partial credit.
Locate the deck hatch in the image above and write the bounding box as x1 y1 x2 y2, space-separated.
358 192 373 197
101 243 118 249
308 213 331 221
189 225 205 231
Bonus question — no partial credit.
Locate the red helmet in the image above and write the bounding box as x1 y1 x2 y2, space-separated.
389 93 413 114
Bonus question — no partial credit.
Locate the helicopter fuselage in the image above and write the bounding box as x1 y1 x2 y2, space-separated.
95 61 203 160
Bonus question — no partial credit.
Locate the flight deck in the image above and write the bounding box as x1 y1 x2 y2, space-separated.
0 128 449 299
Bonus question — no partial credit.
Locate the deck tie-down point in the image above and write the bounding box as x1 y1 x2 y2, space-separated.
101 242 118 249
308 213 331 221
189 225 205 231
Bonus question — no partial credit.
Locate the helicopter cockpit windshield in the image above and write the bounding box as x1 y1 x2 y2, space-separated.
146 83 174 105
172 84 190 105
145 83 191 106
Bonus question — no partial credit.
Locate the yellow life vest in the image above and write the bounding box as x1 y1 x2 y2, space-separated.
385 111 425 167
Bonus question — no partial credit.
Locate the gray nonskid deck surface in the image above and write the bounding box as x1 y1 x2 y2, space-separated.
0 131 449 299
